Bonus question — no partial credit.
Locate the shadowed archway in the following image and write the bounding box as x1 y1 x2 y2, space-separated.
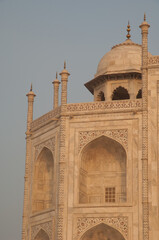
32 147 54 213
80 223 125 240
136 89 142 99
79 136 126 204
97 91 105 101
34 229 50 240
112 86 130 100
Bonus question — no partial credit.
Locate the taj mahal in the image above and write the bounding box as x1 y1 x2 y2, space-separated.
22 15 159 240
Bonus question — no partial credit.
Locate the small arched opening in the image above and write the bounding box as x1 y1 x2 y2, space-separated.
32 147 54 213
97 91 105 101
79 136 127 204
112 86 130 100
136 89 142 98
34 229 50 240
80 223 125 240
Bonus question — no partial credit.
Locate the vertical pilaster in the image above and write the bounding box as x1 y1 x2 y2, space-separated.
56 105 69 240
60 61 70 105
53 72 60 109
56 62 70 240
22 85 36 240
139 14 150 240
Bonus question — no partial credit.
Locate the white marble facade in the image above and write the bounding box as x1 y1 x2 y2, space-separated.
22 18 159 240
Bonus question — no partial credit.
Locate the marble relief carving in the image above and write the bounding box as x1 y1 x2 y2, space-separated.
31 221 52 240
74 217 128 240
34 137 55 160
31 106 61 129
67 99 142 113
78 129 128 152
148 56 159 65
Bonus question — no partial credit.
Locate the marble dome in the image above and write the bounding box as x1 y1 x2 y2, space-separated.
95 39 144 77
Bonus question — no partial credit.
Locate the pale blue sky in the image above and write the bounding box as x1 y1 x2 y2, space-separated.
0 1 159 240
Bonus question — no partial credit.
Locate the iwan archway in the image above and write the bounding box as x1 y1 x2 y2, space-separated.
79 136 127 204
80 223 125 240
32 147 54 213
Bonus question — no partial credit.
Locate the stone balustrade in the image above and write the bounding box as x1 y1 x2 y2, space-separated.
148 56 159 65
31 99 142 131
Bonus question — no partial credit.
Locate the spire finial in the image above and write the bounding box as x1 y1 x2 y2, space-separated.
30 83 32 91
144 13 146 21
126 21 131 39
56 72 58 79
64 60 66 69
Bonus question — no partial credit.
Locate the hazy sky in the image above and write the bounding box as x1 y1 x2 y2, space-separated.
0 1 159 240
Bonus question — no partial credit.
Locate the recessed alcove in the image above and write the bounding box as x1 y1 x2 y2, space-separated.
34 229 50 240
136 88 142 98
97 91 105 101
112 86 130 100
32 147 54 213
79 136 126 204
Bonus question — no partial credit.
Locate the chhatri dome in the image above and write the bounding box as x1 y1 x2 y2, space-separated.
95 22 152 77
85 22 152 100
96 39 142 76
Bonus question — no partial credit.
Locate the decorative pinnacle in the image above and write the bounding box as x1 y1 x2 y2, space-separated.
56 72 58 79
64 60 66 69
26 83 36 97
144 13 146 21
126 21 131 39
139 13 150 29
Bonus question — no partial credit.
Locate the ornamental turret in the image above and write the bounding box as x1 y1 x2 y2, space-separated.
59 61 70 105
52 72 60 109
26 84 36 136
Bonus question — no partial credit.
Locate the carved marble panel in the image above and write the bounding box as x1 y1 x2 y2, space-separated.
78 129 128 153
31 106 61 130
66 99 142 113
31 221 53 240
74 217 128 240
34 137 55 160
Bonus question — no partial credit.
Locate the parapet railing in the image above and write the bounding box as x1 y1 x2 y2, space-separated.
148 56 159 65
30 106 61 131
66 99 142 114
30 99 142 131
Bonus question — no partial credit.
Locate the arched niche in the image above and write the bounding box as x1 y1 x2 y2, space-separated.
80 223 125 240
32 147 54 213
34 229 50 240
136 89 142 99
79 136 126 204
112 86 130 100
97 91 105 101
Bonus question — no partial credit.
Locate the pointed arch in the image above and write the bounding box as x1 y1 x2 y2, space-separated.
32 147 54 213
97 91 105 101
112 86 130 100
78 131 127 155
34 229 50 240
79 136 127 204
136 88 142 98
80 223 125 240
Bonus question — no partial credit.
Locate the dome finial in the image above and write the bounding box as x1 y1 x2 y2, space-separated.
144 13 146 21
126 21 131 39
64 60 66 69
30 83 32 91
